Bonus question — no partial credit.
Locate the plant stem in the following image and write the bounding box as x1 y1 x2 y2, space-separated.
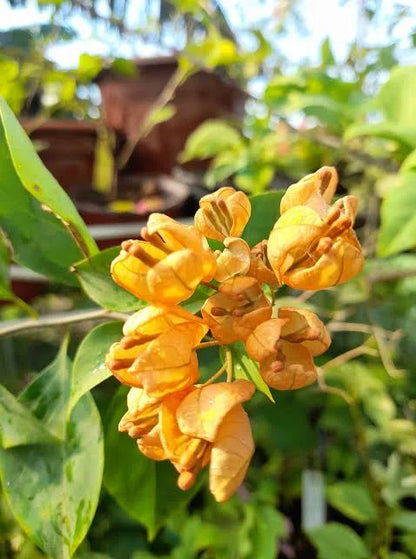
116 65 192 170
226 348 233 382
201 362 227 386
196 340 221 349
0 309 128 337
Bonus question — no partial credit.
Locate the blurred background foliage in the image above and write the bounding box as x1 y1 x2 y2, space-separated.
1 1 416 558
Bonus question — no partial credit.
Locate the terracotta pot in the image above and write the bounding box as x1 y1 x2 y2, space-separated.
97 56 245 174
22 119 97 197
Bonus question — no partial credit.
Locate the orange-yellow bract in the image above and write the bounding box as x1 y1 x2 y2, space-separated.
246 307 331 390
111 213 216 305
195 187 251 241
267 167 364 290
202 276 272 344
214 237 251 282
106 306 207 397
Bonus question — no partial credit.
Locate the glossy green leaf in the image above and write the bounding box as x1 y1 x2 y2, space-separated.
0 235 35 316
308 523 370 559
393 511 416 532
180 119 242 162
378 172 416 256
229 342 274 401
344 121 416 148
326 482 376 524
70 320 123 412
0 385 57 448
247 504 285 559
0 392 103 559
0 109 82 285
19 337 71 441
181 284 214 314
104 387 196 539
73 247 146 312
0 96 97 257
242 191 284 247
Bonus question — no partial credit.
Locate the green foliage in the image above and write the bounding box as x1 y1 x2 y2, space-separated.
377 172 416 256
243 190 284 246
308 523 370 559
70 321 122 412
229 342 274 401
0 341 104 558
326 482 376 524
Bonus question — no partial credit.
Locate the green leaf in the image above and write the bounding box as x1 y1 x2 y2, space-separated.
344 121 416 148
77 54 103 83
248 504 286 559
0 234 35 316
70 321 123 412
181 284 214 313
147 104 176 128
73 247 146 312
326 482 376 524
104 387 196 539
0 385 57 448
401 148 416 173
19 337 71 441
320 38 335 66
377 172 416 256
308 523 370 559
0 109 83 285
229 342 274 402
393 511 416 532
0 96 97 257
180 119 242 162
242 190 284 247
0 392 103 559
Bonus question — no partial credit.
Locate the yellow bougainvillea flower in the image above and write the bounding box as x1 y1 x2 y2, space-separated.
159 380 255 502
106 325 201 398
214 237 251 282
111 213 216 305
247 240 280 288
118 387 162 438
201 276 272 344
267 195 364 290
123 304 208 347
246 307 331 390
280 166 338 217
195 187 251 242
106 305 208 396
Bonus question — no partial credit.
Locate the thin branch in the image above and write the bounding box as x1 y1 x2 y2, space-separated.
316 368 353 405
226 348 233 382
0 309 129 337
200 361 227 386
327 321 374 334
196 340 221 350
322 341 378 371
116 65 191 170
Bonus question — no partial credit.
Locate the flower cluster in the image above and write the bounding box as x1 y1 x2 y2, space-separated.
106 167 364 502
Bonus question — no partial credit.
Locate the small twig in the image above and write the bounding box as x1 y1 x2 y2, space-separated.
0 309 128 337
200 362 227 386
116 65 191 170
226 348 233 382
326 321 374 334
367 269 416 283
322 341 378 371
370 322 405 378
316 368 353 405
196 340 221 350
